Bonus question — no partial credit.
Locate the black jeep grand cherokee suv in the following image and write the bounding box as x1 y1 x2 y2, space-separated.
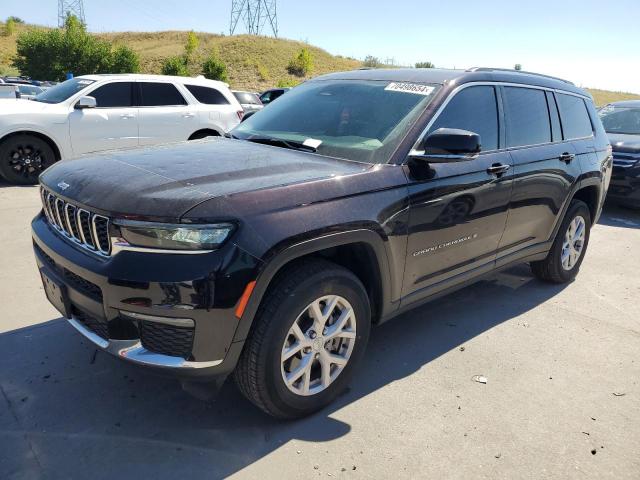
33 68 612 418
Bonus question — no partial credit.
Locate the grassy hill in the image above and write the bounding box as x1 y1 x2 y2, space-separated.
1 22 639 104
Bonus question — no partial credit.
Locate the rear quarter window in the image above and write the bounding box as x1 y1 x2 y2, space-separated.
185 85 230 105
556 93 593 139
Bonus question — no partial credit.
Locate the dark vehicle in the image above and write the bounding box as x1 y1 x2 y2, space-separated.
33 68 611 419
259 87 290 105
232 90 264 113
598 100 640 207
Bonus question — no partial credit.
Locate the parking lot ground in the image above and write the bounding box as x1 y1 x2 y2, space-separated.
1 181 639 480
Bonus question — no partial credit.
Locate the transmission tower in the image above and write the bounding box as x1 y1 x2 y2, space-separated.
230 0 278 37
58 0 86 27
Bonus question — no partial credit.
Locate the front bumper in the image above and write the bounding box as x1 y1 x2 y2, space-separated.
32 212 258 380
607 156 640 207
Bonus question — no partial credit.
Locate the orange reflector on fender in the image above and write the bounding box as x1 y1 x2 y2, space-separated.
235 280 256 319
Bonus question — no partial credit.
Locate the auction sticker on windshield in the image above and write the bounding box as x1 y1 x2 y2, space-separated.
385 82 435 96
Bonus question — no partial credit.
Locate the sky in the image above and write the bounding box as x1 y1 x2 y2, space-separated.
2 0 639 93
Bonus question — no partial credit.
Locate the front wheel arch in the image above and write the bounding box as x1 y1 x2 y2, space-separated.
232 230 393 344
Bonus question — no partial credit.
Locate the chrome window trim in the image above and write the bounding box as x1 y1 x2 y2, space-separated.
409 81 594 158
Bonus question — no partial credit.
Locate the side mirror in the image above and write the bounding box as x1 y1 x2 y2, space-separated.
74 96 97 109
410 128 481 163
241 110 257 122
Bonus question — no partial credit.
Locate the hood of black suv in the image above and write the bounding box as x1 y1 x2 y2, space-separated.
40 138 370 221
607 133 640 154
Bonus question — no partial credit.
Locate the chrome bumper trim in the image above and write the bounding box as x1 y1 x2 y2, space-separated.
68 317 223 369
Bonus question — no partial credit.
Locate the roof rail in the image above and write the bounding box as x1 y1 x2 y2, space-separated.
466 67 574 85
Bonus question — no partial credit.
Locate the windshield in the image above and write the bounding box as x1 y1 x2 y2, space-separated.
18 85 42 95
232 80 440 163
598 105 640 135
33 77 95 104
233 91 262 105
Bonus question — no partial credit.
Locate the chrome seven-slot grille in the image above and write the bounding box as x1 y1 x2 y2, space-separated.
40 187 111 255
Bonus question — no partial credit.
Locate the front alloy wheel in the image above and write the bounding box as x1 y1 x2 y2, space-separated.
281 295 356 396
234 259 371 419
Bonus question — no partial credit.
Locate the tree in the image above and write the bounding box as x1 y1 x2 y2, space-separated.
202 53 228 82
415 61 435 69
12 14 140 80
161 56 189 76
514 64 522 71
287 48 313 77
7 16 25 23
110 45 140 73
362 55 381 68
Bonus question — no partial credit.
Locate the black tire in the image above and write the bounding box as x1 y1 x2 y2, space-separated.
234 258 371 419
0 134 57 185
531 199 592 283
188 130 220 140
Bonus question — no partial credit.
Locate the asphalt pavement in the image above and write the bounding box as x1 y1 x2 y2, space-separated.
1 180 638 479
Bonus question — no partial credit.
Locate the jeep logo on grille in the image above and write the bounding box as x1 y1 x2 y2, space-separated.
57 181 70 191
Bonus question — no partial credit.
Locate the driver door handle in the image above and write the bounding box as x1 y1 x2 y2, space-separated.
486 163 510 176
182 112 196 118
120 113 135 119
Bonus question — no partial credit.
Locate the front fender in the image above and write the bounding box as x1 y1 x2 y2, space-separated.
231 229 394 343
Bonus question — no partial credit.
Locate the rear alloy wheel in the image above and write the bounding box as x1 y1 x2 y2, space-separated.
234 259 371 419
531 199 592 283
0 134 56 185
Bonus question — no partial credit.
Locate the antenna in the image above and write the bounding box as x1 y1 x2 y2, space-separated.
230 0 278 37
58 0 86 27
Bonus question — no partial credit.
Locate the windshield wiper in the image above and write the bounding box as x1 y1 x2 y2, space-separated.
245 136 318 153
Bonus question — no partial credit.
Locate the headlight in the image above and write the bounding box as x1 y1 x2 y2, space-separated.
117 222 234 251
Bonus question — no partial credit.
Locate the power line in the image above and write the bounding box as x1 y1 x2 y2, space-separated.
58 0 86 27
230 0 278 37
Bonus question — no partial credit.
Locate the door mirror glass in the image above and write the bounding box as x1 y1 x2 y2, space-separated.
412 128 480 163
75 96 97 109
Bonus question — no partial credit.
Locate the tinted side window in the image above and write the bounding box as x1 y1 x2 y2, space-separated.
139 82 187 106
185 85 229 105
89 82 133 108
503 87 551 147
429 86 499 151
556 93 593 139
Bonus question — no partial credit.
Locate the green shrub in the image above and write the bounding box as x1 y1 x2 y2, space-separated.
287 48 313 77
202 53 228 82
110 45 140 73
277 78 299 88
415 61 434 68
12 15 140 80
161 56 188 76
256 62 270 81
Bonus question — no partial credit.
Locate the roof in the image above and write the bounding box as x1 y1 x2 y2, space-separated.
607 100 640 108
77 73 229 89
314 67 588 97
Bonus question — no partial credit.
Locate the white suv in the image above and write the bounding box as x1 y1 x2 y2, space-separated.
0 74 244 184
